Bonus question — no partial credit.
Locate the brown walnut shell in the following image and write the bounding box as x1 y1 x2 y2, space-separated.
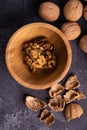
65 103 84 122
64 75 80 90
83 6 87 21
61 22 81 40
79 35 87 53
39 2 60 22
48 95 65 112
64 0 83 21
39 109 55 126
25 96 47 112
49 83 64 98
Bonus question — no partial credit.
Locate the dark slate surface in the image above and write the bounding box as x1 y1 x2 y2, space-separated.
0 0 87 130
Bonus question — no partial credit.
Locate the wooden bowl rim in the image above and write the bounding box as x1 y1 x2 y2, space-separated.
6 22 72 90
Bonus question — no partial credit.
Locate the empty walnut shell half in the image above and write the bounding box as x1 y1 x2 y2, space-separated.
25 96 47 112
64 75 80 90
64 90 86 104
64 90 79 104
49 83 64 98
65 103 84 122
40 109 55 126
48 95 65 112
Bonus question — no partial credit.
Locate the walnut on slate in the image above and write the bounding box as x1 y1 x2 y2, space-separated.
25 96 47 112
65 103 84 122
49 83 64 98
64 75 80 90
48 95 65 112
39 109 55 126
64 90 79 104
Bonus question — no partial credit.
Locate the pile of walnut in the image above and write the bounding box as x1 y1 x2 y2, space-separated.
38 0 87 53
22 36 56 73
25 75 86 126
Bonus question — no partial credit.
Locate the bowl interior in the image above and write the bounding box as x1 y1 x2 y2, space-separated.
6 23 71 89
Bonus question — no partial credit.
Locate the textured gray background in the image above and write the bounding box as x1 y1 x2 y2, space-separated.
0 0 87 130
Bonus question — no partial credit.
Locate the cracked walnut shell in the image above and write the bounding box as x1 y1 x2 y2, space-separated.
49 83 64 98
39 109 55 126
48 95 65 112
65 103 84 122
64 75 80 90
64 0 83 21
25 96 47 112
61 22 81 40
64 90 86 104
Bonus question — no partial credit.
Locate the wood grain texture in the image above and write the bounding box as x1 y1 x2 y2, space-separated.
6 22 72 90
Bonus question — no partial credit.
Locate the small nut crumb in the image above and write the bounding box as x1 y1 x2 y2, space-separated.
65 103 84 122
64 75 80 90
48 95 65 112
39 109 55 126
25 96 47 112
79 35 87 53
49 83 64 98
76 90 86 100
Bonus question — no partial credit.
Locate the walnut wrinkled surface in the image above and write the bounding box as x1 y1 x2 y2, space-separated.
22 36 56 72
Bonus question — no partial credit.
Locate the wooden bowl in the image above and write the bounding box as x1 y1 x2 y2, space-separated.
6 23 72 90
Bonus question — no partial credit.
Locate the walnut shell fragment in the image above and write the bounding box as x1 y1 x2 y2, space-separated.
40 109 55 126
64 90 79 104
48 95 65 112
64 90 86 104
49 83 64 98
64 75 80 90
65 103 84 122
77 90 86 100
25 96 47 112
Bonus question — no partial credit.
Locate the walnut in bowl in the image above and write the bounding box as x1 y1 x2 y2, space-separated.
6 23 72 90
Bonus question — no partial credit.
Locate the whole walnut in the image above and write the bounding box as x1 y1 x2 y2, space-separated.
61 22 81 40
64 0 83 21
65 103 84 122
83 6 87 21
38 2 60 22
79 35 87 53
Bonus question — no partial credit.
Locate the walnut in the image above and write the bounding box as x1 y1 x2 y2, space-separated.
39 2 60 22
83 6 87 21
64 90 79 104
63 0 83 21
39 109 55 126
48 95 65 112
49 83 64 98
64 75 80 90
79 35 87 53
25 96 47 112
22 36 56 73
65 103 84 122
61 22 81 40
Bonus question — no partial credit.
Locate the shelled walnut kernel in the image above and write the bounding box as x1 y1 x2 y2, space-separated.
22 36 56 73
